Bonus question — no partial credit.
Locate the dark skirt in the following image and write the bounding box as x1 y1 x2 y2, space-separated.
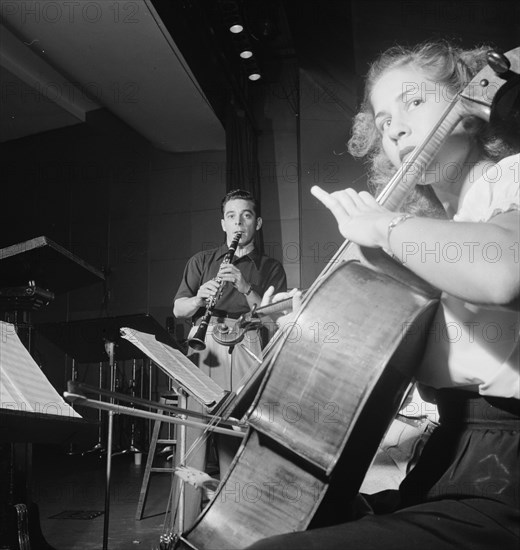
399 389 520 510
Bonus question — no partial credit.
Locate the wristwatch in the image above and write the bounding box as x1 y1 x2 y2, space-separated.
244 284 253 296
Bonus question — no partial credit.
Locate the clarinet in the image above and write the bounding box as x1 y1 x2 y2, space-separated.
188 232 242 351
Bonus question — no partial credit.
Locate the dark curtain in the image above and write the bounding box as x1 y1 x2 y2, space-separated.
225 98 264 253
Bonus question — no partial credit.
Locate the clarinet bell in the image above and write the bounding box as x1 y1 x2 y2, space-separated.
188 321 209 351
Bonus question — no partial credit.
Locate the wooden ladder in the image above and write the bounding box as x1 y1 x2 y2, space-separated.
135 394 179 520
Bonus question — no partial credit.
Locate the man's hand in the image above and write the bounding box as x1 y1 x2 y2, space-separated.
196 279 221 306
218 264 250 295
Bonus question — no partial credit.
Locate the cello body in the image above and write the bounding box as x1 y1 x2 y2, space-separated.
180 249 440 549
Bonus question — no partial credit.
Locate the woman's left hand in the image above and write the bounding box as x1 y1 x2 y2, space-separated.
311 185 394 248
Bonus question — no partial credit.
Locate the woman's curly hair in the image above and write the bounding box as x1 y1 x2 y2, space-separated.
348 40 513 195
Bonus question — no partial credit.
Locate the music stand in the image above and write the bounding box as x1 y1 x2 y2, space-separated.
37 314 180 452
0 237 104 547
35 313 179 363
0 236 105 352
36 314 180 550
0 236 105 293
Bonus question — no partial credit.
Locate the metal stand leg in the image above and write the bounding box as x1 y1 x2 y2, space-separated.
66 358 81 456
130 359 142 452
114 358 142 456
148 359 153 448
176 391 187 533
83 361 105 455
102 340 115 550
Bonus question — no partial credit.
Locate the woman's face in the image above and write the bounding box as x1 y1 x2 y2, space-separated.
370 64 472 186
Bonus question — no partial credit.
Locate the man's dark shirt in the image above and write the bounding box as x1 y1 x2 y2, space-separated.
174 244 287 321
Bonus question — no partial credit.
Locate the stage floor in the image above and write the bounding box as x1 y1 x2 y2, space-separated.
34 444 174 550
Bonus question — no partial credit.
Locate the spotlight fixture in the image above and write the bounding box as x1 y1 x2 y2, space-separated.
220 0 264 82
233 31 254 60
243 56 261 81
229 23 243 33
221 0 244 33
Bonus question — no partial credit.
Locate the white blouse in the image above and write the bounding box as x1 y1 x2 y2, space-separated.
416 154 520 398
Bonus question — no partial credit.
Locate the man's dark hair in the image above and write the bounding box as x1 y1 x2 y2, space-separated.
221 189 259 216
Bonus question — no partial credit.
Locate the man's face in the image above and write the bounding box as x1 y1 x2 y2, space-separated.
221 198 262 247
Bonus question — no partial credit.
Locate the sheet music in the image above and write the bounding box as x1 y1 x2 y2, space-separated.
120 327 227 408
0 321 81 418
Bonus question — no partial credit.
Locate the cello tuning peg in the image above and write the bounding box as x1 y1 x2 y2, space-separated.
487 50 514 79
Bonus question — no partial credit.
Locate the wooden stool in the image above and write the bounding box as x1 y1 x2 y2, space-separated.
135 393 179 520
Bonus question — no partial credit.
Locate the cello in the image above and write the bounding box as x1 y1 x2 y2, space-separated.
177 47 520 549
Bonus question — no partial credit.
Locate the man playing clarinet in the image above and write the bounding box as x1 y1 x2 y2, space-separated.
173 188 287 528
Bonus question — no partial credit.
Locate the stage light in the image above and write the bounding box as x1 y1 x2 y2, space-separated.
221 0 244 33
244 57 261 81
220 0 264 82
229 23 243 33
233 31 254 59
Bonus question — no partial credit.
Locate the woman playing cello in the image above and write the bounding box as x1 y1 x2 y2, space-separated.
248 40 520 550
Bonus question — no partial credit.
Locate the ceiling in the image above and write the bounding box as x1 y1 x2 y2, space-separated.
1 0 519 153
0 0 226 152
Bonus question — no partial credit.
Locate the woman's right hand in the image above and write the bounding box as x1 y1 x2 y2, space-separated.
261 286 303 326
